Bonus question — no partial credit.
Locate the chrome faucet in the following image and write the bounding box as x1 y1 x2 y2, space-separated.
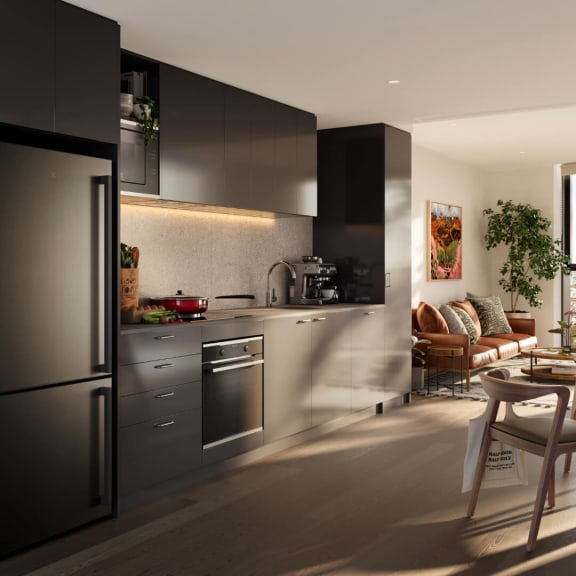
266 260 297 307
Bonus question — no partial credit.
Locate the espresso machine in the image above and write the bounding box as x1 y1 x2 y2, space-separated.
289 257 339 305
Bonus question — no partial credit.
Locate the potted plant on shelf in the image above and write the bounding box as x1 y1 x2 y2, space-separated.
132 96 159 146
483 199 570 315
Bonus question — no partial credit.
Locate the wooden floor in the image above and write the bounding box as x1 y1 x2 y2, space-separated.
3 395 576 576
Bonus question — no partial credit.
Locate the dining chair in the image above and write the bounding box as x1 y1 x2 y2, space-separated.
467 371 576 552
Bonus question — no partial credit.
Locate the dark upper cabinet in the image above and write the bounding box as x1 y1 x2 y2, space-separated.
297 111 318 216
224 86 254 203
159 63 317 216
160 64 226 204
253 98 317 216
0 0 55 132
249 94 277 211
0 0 119 143
54 2 120 143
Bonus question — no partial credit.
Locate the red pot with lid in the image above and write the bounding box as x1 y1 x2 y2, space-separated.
150 290 209 314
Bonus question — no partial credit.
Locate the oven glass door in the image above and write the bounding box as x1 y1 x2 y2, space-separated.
202 358 263 448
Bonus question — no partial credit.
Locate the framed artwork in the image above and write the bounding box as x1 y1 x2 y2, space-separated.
427 201 463 280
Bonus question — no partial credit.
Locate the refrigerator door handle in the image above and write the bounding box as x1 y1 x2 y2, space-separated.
96 175 112 374
97 386 112 506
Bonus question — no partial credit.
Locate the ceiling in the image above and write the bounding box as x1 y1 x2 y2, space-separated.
69 0 576 172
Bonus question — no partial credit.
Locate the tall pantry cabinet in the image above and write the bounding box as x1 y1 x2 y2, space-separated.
314 123 412 401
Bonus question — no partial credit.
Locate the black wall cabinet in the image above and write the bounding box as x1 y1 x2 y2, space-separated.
1 0 119 144
160 65 226 205
159 64 317 216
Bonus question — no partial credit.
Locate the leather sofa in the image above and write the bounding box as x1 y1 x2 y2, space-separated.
412 300 537 390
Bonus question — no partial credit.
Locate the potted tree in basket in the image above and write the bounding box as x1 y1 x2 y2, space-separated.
483 199 570 316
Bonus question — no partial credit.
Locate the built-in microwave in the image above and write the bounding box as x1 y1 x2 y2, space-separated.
119 118 158 196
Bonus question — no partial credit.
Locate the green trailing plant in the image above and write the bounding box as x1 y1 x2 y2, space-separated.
483 199 570 312
411 334 431 367
132 95 159 146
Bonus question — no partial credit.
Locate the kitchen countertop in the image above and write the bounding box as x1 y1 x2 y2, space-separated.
120 303 385 334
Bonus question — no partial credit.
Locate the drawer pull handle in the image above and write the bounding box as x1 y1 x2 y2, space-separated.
154 363 175 369
154 335 175 340
154 391 175 399
312 317 326 322
155 420 175 428
297 319 311 324
364 311 376 316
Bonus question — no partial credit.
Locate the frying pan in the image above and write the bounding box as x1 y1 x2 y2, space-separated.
150 291 208 314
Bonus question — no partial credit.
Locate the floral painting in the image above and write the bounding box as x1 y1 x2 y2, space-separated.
427 201 462 280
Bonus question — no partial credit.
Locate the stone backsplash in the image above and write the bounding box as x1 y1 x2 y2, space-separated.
121 204 313 309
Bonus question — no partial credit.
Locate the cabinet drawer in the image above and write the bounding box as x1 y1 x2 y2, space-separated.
119 382 200 427
118 409 201 496
119 325 201 365
119 354 201 396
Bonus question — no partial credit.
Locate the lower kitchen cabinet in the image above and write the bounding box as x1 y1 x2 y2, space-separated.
350 307 387 410
118 326 202 502
263 315 312 443
263 307 385 443
311 310 352 427
118 402 201 496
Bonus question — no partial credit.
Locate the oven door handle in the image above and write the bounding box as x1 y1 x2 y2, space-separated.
207 359 264 374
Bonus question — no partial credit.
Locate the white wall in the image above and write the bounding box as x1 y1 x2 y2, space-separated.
411 145 492 307
412 145 563 347
484 166 563 347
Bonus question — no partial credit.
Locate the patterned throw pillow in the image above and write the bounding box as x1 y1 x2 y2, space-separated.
450 300 482 336
449 305 479 344
416 302 449 333
439 304 467 335
467 294 512 336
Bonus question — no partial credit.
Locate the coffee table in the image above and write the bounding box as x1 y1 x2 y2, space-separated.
521 348 576 383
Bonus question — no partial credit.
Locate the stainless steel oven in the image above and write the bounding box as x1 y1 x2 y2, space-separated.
201 336 264 454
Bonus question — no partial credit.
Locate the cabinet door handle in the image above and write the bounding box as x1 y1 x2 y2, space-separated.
297 319 312 324
312 317 327 322
154 363 175 369
154 391 175 398
364 311 376 316
154 420 175 428
154 335 175 340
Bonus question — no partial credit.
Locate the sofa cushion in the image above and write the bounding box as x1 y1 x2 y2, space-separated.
496 332 538 351
467 294 512 336
449 303 479 344
416 302 449 334
469 344 500 368
439 304 467 334
478 336 519 359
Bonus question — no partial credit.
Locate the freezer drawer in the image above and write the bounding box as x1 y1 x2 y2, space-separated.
119 354 201 396
119 381 200 427
118 409 201 496
0 379 112 557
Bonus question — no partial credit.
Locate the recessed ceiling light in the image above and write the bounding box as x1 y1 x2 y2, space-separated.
388 80 400 85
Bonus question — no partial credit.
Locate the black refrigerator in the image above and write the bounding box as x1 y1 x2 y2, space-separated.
0 134 116 556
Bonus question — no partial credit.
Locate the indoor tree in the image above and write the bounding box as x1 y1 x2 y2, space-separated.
483 199 570 312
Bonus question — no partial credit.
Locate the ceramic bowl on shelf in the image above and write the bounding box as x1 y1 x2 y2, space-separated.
120 93 133 115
